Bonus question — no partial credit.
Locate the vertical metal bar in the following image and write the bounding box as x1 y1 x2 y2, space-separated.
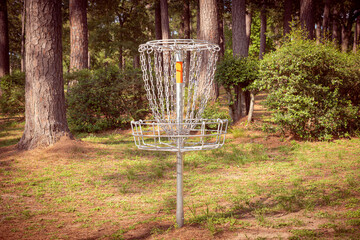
175 51 184 228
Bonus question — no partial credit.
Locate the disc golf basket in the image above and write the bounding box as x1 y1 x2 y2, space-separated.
131 39 228 227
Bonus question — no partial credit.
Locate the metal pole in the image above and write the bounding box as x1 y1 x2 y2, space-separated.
175 51 184 227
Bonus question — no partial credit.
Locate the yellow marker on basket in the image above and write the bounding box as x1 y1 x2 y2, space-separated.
176 62 183 83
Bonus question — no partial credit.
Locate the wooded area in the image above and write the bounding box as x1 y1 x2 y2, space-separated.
0 0 360 149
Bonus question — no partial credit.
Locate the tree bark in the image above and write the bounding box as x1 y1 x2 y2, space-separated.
182 0 190 39
300 0 314 40
341 24 350 52
0 0 10 77
232 0 248 57
321 0 330 40
259 5 266 60
316 19 321 44
354 17 360 53
245 10 252 52
21 0 26 72
18 0 71 150
160 0 170 39
155 0 162 40
118 46 123 70
332 7 341 45
283 0 292 36
70 0 88 71
196 0 200 38
199 0 219 99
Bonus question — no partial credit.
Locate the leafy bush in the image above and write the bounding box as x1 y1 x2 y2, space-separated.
257 29 360 140
215 55 259 122
65 66 148 132
0 71 25 115
201 100 232 127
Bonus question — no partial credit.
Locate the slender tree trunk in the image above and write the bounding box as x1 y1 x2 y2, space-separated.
0 0 10 77
353 17 360 53
259 5 266 60
133 55 140 68
300 0 314 39
232 0 248 57
245 10 252 52
70 0 88 70
21 0 26 72
217 0 225 58
18 0 71 150
321 0 330 40
118 46 123 70
160 0 170 39
283 0 292 36
197 0 200 38
316 19 321 44
155 0 162 40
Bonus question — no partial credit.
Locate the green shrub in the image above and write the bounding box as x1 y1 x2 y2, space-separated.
215 56 259 122
0 71 25 115
257 29 360 140
65 66 148 132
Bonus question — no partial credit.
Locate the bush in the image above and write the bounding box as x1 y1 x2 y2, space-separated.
0 71 25 115
65 66 148 132
257 29 360 140
215 55 259 122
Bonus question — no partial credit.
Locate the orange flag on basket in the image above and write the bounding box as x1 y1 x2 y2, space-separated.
176 62 183 83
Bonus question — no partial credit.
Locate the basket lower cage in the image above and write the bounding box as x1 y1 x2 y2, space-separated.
131 119 228 152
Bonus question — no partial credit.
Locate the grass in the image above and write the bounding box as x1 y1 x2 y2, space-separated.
1 116 360 239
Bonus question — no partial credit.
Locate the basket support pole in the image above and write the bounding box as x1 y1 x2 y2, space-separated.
175 51 184 228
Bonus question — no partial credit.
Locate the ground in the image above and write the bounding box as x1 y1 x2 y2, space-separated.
1 95 360 240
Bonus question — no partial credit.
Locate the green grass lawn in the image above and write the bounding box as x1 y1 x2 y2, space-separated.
0 116 360 239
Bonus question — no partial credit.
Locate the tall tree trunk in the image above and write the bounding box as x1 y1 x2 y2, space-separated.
259 5 266 60
321 0 330 40
155 0 162 40
0 0 10 78
232 0 248 57
18 0 71 150
300 0 314 39
217 0 225 58
231 0 247 123
332 7 341 46
182 0 190 39
353 17 360 53
133 55 140 68
21 0 26 72
70 0 88 71
197 0 200 38
341 24 350 52
245 10 252 51
283 0 292 36
160 0 170 39
199 0 219 99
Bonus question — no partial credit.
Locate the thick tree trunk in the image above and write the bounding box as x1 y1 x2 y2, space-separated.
283 0 292 36
341 24 350 52
0 0 10 77
70 0 88 71
259 5 266 60
354 17 360 53
182 0 190 39
321 0 330 40
232 0 248 57
199 0 219 99
332 8 341 45
300 0 314 40
18 0 71 150
160 0 170 39
155 0 162 40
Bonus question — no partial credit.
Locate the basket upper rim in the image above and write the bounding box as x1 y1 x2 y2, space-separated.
139 39 220 52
